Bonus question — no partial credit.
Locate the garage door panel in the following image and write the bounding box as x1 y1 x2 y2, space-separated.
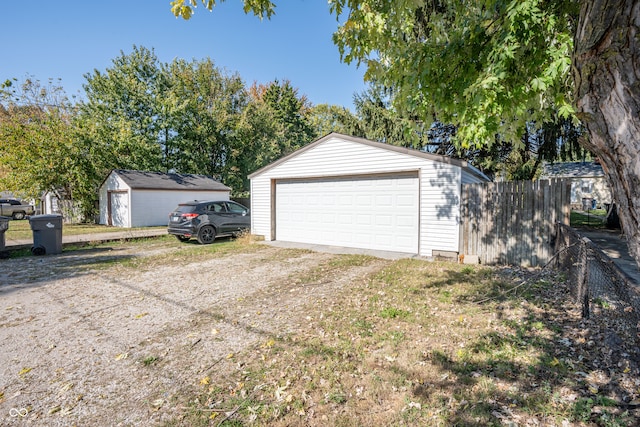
356 214 372 225
397 194 415 206
276 174 419 253
337 214 353 225
376 215 392 226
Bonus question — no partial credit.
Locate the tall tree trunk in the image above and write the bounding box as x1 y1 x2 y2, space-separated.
573 0 640 267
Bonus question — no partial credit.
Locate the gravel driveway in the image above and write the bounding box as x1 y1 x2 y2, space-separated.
0 241 388 426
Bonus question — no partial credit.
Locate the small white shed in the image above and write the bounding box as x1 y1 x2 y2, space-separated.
99 170 230 227
249 133 489 257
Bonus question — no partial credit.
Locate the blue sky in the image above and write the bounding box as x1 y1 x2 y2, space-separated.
1 1 367 109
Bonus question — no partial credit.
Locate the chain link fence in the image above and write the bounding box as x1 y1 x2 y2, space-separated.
553 223 640 333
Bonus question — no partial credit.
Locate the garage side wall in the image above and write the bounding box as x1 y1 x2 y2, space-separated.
250 137 464 257
129 190 230 227
420 162 462 256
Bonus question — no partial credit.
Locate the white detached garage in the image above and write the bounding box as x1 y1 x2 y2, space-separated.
249 133 489 257
99 170 230 227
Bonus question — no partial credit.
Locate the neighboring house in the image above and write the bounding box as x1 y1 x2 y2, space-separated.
41 191 61 215
541 162 612 209
249 132 490 257
98 170 231 227
41 190 84 222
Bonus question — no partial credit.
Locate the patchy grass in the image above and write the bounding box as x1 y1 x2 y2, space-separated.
166 259 640 426
570 209 607 228
4 234 268 277
4 220 166 240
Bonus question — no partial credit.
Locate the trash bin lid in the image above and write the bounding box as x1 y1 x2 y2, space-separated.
29 214 63 220
29 214 63 230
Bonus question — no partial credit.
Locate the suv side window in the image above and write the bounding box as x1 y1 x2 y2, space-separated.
207 203 226 213
226 202 247 214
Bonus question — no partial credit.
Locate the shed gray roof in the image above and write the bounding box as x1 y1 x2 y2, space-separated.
110 170 230 191
541 162 605 178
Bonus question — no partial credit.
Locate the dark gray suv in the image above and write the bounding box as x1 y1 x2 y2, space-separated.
168 200 250 244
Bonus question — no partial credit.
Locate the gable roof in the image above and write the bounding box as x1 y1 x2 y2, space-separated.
106 170 230 191
541 162 605 179
248 132 490 181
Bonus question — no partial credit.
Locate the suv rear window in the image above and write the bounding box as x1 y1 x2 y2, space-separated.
175 205 198 213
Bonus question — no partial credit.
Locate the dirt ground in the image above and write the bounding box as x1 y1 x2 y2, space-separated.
0 241 389 426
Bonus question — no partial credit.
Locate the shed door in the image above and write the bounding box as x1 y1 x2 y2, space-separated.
275 173 419 253
109 191 129 228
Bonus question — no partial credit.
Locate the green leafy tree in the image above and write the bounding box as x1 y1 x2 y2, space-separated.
0 78 99 219
261 79 316 156
352 85 430 148
80 46 165 172
173 0 640 266
232 80 317 192
162 57 248 189
307 103 361 138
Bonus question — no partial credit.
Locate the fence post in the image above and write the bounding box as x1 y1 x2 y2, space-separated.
577 237 591 318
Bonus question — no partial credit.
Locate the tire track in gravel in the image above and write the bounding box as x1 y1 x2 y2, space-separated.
0 244 388 426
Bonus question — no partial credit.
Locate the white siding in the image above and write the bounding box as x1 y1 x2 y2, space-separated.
98 172 130 226
250 178 272 240
129 190 230 227
569 177 612 206
250 136 467 257
462 168 487 184
420 162 462 255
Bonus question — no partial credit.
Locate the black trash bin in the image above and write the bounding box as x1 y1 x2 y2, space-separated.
0 215 9 252
29 214 63 255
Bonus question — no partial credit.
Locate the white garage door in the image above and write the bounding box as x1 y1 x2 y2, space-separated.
276 173 419 253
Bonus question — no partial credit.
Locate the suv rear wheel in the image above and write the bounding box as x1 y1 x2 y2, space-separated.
197 225 216 244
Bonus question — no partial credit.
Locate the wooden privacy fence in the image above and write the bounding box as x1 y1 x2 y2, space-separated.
459 179 571 267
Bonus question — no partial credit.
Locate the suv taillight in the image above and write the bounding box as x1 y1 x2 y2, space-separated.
181 213 199 219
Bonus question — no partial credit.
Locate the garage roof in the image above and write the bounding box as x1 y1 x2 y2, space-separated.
541 162 605 178
109 169 231 191
249 132 489 181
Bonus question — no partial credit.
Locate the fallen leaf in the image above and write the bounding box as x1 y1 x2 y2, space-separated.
115 353 128 361
226 353 234 359
58 382 74 394
18 367 32 376
200 376 210 386
263 339 275 348
134 312 149 319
